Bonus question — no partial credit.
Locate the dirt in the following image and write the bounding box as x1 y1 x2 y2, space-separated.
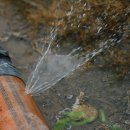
0 0 130 130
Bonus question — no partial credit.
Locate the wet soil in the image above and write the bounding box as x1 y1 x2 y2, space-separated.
0 0 130 130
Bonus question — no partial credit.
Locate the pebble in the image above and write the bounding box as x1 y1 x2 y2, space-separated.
57 93 61 97
124 120 130 125
66 95 73 99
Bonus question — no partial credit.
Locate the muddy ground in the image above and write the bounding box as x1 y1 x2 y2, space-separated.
0 0 130 130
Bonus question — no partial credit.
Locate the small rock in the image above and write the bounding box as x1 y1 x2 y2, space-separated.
42 104 46 108
102 77 108 82
57 93 61 97
66 95 73 99
124 120 130 125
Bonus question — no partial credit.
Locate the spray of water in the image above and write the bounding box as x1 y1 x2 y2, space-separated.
25 0 126 96
26 28 57 94
26 34 121 96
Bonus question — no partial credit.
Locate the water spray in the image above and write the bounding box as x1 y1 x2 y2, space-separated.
26 34 122 96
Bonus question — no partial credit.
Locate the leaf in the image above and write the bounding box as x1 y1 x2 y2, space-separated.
63 111 96 126
71 116 96 126
54 118 70 130
110 124 124 130
63 111 85 120
99 109 107 123
54 105 98 129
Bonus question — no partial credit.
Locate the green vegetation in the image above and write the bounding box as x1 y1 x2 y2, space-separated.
54 111 96 130
99 110 124 130
54 109 124 130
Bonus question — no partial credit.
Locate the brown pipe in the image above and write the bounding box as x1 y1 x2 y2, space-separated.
0 75 49 130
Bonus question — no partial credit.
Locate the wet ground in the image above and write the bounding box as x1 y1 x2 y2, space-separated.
0 0 130 130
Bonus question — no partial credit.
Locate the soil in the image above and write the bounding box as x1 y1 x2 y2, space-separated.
0 0 130 130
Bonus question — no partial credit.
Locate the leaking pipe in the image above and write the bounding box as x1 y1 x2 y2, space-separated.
0 47 49 130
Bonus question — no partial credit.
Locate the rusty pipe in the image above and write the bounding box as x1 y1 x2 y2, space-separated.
0 47 49 130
